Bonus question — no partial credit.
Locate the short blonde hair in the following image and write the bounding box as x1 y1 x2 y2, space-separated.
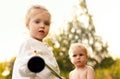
25 5 51 26
68 43 88 57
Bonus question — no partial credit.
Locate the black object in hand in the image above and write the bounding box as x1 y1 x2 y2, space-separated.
27 56 45 73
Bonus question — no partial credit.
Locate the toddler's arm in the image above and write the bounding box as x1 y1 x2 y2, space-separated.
87 66 95 79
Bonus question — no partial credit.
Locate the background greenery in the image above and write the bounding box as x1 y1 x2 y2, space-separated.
0 0 120 79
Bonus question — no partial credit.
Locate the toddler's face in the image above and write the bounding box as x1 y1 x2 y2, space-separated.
69 46 88 67
27 9 51 41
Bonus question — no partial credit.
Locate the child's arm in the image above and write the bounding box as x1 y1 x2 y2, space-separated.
69 71 73 79
18 55 36 77
87 66 95 79
18 43 37 77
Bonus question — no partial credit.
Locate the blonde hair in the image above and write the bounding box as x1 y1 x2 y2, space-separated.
25 5 51 26
68 43 88 57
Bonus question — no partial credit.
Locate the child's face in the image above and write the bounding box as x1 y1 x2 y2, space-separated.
69 46 88 67
27 9 51 41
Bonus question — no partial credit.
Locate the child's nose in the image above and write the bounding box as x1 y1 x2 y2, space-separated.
39 23 45 28
77 56 80 59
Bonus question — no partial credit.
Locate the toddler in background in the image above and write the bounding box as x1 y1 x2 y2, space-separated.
68 43 95 79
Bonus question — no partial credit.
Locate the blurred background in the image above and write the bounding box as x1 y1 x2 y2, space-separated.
0 0 120 79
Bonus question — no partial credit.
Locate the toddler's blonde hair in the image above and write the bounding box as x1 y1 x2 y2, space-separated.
68 43 88 57
25 5 51 26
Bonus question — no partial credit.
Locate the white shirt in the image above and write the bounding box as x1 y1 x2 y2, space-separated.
12 37 60 79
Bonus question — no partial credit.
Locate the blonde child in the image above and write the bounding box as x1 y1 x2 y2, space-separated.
12 5 64 79
68 43 95 79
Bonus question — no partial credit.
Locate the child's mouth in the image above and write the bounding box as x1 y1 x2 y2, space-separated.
39 30 44 34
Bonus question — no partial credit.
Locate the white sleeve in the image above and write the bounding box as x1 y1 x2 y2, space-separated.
13 41 36 78
18 55 36 77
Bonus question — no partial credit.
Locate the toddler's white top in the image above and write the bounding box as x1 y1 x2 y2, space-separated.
12 38 60 79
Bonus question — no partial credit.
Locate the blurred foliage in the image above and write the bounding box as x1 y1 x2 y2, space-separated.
94 57 115 69
110 59 120 79
95 59 120 79
0 0 120 79
0 57 15 79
